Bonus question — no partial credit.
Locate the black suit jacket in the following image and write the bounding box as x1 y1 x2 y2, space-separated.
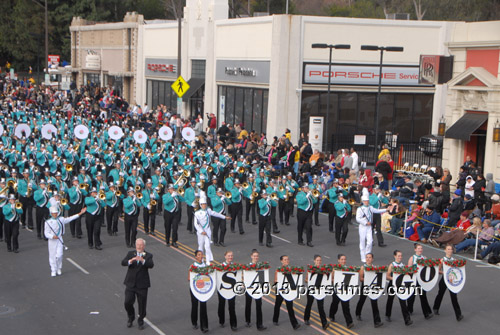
122 250 154 289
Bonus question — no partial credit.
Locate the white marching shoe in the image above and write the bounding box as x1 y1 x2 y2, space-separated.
57 270 62 276
51 272 56 277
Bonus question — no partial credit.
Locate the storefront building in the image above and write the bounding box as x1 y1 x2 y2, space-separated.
442 21 500 182
70 12 143 103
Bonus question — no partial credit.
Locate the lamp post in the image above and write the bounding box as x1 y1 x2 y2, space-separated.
361 45 403 159
31 0 48 76
311 43 351 153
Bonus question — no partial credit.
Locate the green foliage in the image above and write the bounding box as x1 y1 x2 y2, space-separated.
329 0 385 18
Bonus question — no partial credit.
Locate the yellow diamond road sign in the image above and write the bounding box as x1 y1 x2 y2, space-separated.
171 76 190 98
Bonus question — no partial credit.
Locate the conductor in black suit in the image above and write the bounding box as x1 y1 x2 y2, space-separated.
122 238 154 330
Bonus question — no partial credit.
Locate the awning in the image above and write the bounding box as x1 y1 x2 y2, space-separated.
445 112 488 141
182 78 205 102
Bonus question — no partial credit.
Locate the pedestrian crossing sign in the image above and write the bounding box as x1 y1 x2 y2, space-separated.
171 76 190 98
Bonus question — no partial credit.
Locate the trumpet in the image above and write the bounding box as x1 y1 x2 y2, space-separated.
242 182 250 189
151 199 157 206
238 166 245 174
278 185 285 192
348 198 356 206
61 198 68 206
270 192 278 201
178 188 185 196
79 183 89 191
99 191 106 200
383 190 391 197
182 169 191 178
342 184 349 190
15 201 23 209
65 164 73 171
311 189 320 198
207 166 213 173
115 190 122 197
225 191 232 199
137 192 143 199
135 185 141 192
0 164 9 171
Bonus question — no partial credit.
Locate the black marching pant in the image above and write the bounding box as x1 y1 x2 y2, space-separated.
313 202 320 225
287 198 294 218
20 196 33 228
85 213 102 247
164 210 180 244
218 292 237 328
106 205 119 233
407 284 432 317
328 202 336 232
124 213 139 247
212 217 226 244
4 219 20 251
433 277 462 318
329 293 353 325
124 287 148 323
69 203 83 237
278 199 285 223
143 206 156 233
273 293 298 328
0 211 3 240
258 215 272 245
355 287 381 324
245 292 263 328
36 206 49 237
191 290 208 330
304 294 328 327
335 215 349 244
187 205 194 232
385 282 411 322
373 213 384 245
271 207 279 232
297 209 312 244
230 202 243 233
245 198 256 223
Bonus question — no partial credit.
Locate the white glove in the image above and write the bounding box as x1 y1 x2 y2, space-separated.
172 192 178 197
119 172 124 176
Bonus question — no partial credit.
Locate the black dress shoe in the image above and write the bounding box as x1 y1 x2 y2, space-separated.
298 242 305 246
293 323 301 330
214 242 219 247
138 323 145 330
405 319 413 326
240 231 245 235
356 315 362 321
457 315 464 321
433 309 439 315
245 322 251 328
307 242 314 247
385 316 391 322
231 326 237 331
13 249 19 253
253 222 258 225
379 243 387 247
37 235 43 240
193 324 199 329
201 329 208 333
219 242 225 247
231 230 236 233
257 326 267 331
425 313 434 320
172 242 179 248
266 244 273 248
127 319 133 328
259 242 264 246
273 230 280 234
7 248 12 252
89 245 94 249
322 322 329 330
95 246 103 250
304 320 310 325
315 223 320 226
77 235 82 239
220 323 225 328
151 232 156 236
166 243 170 247
347 322 354 329
273 322 279 326
374 322 383 328
285 223 290 226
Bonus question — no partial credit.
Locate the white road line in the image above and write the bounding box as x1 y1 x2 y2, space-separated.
271 234 292 243
66 258 90 275
144 318 167 335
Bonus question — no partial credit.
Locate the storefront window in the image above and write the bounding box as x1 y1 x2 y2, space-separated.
357 94 375 135
218 85 268 135
84 72 100 86
378 94 395 134
413 94 433 139
394 94 413 142
146 79 177 111
338 93 357 134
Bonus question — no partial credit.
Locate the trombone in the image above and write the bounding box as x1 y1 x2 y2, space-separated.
311 189 320 198
270 193 279 201
151 199 157 206
178 188 185 196
99 190 106 200
278 185 285 192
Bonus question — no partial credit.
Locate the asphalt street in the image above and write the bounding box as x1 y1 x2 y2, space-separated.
0 209 498 335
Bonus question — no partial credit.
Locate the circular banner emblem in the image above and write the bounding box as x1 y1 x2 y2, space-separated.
189 272 216 302
443 264 466 294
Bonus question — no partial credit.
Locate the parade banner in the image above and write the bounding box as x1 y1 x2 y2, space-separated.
307 271 332 300
215 268 243 300
189 271 216 302
243 268 270 299
392 273 417 300
443 261 466 294
363 270 387 300
276 266 304 301
416 259 441 292
333 270 360 302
